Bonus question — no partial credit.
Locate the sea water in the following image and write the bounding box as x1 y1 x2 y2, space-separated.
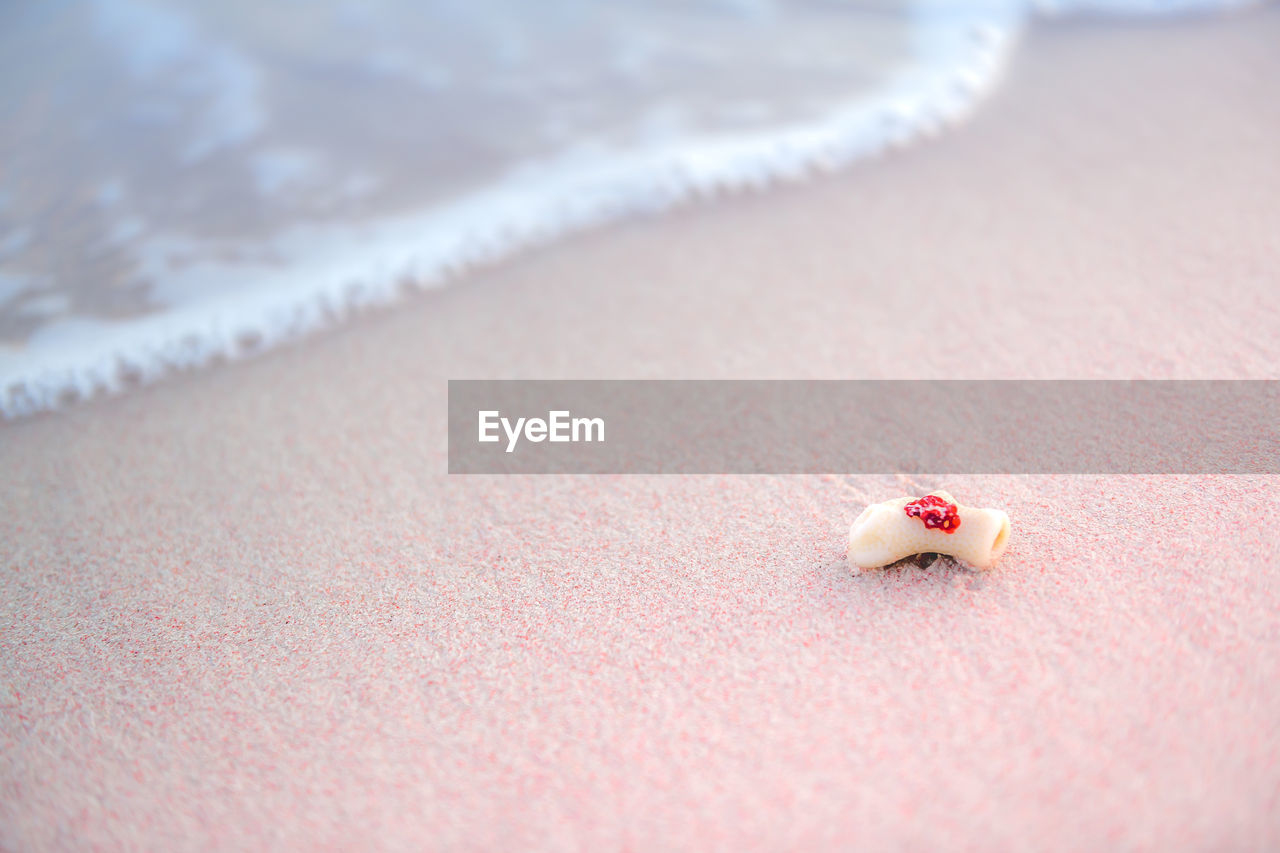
0 0 1263 417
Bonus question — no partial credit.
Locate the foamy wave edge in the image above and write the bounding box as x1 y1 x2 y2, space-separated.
0 0 1262 419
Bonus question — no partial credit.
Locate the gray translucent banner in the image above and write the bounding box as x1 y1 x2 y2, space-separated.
447 381 1280 474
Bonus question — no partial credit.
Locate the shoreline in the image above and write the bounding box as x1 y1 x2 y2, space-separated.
4 10 1280 850
1 2 1020 420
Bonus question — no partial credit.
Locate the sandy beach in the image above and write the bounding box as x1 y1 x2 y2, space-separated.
3 8 1280 850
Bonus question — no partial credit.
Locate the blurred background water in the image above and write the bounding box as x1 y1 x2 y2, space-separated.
0 0 1262 416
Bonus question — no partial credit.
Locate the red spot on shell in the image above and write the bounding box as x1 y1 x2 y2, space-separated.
904 495 961 534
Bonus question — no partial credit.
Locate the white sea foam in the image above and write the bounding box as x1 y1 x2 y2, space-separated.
0 0 1265 417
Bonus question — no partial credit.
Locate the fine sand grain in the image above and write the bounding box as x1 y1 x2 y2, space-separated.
3 10 1280 850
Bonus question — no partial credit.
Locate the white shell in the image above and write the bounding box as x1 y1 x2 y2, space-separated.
848 490 1011 570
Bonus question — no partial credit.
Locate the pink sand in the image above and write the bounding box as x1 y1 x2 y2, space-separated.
3 11 1280 851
